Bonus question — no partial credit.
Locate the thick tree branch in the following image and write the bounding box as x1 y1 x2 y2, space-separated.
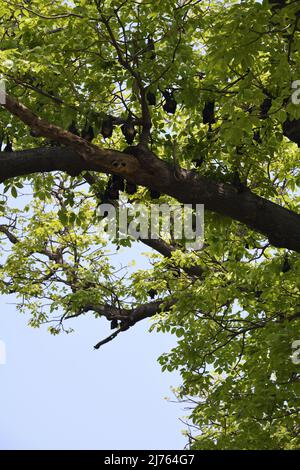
1 146 300 253
65 299 175 349
93 299 173 348
0 93 300 253
76 299 173 324
1 93 153 177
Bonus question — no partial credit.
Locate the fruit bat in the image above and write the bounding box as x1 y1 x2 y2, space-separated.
202 100 215 124
162 90 177 114
121 115 136 145
81 125 95 142
4 136 13 152
282 256 291 273
192 156 205 168
101 117 114 139
147 91 156 106
260 98 272 118
111 319 119 329
148 288 158 299
126 181 137 195
232 170 246 193
112 175 125 192
68 120 80 136
146 35 156 60
253 130 262 143
150 189 161 199
106 180 119 200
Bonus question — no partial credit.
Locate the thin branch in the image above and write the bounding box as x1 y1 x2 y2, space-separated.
94 329 122 349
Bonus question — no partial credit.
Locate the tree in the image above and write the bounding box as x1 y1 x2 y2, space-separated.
0 0 300 449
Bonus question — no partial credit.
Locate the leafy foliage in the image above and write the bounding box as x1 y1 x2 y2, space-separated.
0 0 300 449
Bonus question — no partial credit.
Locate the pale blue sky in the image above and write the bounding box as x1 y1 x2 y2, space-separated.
0 244 186 450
